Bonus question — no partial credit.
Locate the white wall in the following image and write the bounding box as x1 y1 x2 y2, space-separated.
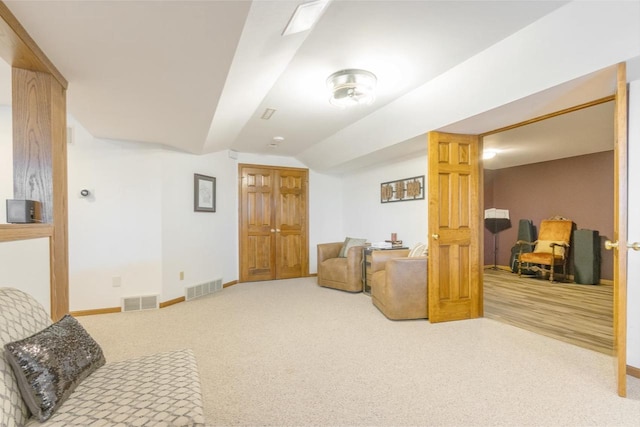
0 106 50 313
627 79 640 369
160 150 238 301
342 155 428 249
64 137 347 309
67 116 164 310
0 238 50 315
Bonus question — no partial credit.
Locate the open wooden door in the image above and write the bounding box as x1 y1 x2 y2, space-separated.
609 62 629 397
427 132 483 323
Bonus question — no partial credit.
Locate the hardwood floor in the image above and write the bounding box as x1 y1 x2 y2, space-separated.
483 268 614 355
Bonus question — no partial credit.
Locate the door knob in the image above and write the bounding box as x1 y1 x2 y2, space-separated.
605 240 618 250
270 229 275 233
276 229 281 232
628 242 640 251
432 234 439 240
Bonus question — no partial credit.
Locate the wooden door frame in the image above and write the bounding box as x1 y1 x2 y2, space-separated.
478 70 627 396
613 62 628 397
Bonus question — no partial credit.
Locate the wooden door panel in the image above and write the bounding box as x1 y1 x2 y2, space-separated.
277 233 303 279
275 169 307 279
240 167 276 281
279 193 302 228
458 174 471 227
428 131 481 323
247 235 273 278
247 193 270 227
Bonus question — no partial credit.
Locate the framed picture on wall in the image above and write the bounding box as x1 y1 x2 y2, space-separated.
194 173 216 212
380 175 425 203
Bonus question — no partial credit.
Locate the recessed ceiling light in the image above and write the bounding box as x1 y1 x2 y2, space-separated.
282 0 329 36
273 136 285 142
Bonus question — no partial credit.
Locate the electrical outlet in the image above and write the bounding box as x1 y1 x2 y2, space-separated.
112 276 121 287
180 271 184 280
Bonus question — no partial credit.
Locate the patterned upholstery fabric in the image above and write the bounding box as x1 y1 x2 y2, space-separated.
25 349 206 426
0 287 52 427
1 287 205 426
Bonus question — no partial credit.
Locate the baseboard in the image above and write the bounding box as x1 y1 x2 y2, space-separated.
627 365 640 379
223 280 238 288
159 296 185 308
70 307 121 317
308 273 318 277
483 265 511 272
73 280 237 315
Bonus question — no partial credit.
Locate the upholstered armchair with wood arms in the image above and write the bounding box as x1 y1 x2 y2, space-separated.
517 219 573 282
370 248 428 320
317 240 366 292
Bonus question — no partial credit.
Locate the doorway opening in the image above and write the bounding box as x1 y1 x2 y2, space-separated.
480 98 615 354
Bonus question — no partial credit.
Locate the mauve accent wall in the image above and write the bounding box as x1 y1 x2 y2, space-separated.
484 151 614 280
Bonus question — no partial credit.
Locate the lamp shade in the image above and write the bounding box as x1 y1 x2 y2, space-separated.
327 69 377 108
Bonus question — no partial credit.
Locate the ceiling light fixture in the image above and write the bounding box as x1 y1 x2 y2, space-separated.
268 136 284 149
282 0 328 36
326 69 377 108
483 149 498 160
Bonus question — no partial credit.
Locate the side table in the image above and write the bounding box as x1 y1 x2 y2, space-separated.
362 246 408 295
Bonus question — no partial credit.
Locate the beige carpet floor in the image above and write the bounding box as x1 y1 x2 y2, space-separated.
79 277 640 426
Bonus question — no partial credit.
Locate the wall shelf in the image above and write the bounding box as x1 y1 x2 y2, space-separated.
0 224 54 242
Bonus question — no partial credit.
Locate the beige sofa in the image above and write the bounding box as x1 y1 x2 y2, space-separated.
317 242 365 292
370 249 428 320
0 287 205 426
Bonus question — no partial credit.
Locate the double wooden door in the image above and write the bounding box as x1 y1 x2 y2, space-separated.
239 164 308 282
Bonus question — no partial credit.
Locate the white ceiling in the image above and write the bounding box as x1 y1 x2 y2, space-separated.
1 0 635 173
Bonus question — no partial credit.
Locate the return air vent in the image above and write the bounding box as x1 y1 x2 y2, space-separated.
185 278 223 301
122 295 159 312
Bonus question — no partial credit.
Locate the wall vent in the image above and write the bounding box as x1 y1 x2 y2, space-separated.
121 295 159 312
185 278 223 301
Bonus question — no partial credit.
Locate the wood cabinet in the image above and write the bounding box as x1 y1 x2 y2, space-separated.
239 164 308 282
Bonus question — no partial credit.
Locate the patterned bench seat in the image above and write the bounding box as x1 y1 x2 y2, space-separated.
1 287 205 427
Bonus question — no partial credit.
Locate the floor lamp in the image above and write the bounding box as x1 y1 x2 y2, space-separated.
484 209 511 270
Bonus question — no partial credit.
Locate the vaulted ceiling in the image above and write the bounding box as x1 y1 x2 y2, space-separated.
3 1 639 173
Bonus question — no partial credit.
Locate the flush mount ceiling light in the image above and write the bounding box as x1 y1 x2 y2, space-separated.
282 0 329 36
326 69 377 108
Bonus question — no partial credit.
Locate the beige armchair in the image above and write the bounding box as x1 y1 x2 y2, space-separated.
370 249 428 320
317 242 365 292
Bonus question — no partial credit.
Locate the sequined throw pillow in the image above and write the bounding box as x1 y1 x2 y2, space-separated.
3 314 106 422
